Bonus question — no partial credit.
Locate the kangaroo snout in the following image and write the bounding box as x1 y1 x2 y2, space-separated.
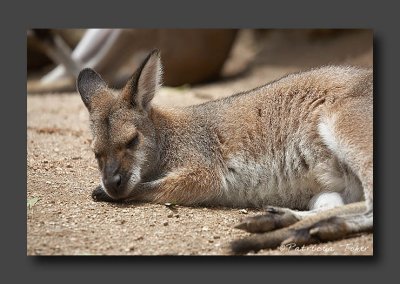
103 173 122 192
101 162 127 199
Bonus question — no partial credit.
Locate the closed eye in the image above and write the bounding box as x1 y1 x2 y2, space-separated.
126 134 139 148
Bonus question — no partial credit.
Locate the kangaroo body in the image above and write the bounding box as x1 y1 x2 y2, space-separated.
77 50 373 254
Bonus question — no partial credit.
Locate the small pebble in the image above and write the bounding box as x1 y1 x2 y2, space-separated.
163 222 169 226
239 209 248 214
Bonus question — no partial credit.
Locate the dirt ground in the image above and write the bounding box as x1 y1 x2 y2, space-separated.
27 29 373 255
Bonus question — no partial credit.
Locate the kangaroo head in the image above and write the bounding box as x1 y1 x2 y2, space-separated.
77 49 162 200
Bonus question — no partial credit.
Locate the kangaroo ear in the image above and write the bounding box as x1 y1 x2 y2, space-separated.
77 68 107 111
123 49 163 111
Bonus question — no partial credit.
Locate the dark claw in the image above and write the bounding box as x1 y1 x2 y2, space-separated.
231 238 263 255
92 185 116 202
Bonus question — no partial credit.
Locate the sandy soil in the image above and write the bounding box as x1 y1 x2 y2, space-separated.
27 29 373 255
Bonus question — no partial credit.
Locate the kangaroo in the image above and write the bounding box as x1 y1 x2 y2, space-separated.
77 49 373 254
29 29 237 93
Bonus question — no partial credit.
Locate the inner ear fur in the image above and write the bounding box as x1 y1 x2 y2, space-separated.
122 49 163 111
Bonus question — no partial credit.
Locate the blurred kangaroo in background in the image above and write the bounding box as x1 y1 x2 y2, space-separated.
77 49 373 254
28 29 237 93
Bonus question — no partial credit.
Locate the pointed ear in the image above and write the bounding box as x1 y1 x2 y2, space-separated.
76 68 107 111
123 49 163 111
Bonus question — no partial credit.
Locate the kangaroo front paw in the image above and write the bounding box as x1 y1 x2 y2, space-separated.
91 185 115 202
235 206 299 233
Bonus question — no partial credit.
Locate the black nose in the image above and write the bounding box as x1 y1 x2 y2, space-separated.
104 174 122 192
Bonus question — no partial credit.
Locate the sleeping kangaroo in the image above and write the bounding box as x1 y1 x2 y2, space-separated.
77 49 373 254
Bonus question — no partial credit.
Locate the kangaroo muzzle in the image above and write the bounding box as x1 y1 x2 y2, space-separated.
102 160 126 199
